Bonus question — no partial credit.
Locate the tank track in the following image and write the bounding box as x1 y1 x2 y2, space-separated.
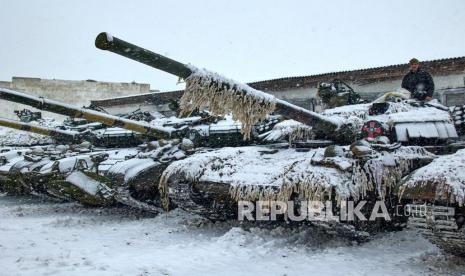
114 186 162 214
406 204 465 256
168 178 224 220
167 177 402 242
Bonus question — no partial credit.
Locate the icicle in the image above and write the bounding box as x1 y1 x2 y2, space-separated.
159 146 438 213
181 69 276 140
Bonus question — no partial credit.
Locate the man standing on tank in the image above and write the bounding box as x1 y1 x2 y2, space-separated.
401 58 435 101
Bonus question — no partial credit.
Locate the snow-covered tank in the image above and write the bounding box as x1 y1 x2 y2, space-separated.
93 32 465 242
4 31 458 247
398 149 465 256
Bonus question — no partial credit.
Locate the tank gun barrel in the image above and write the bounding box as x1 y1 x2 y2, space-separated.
95 32 192 79
0 117 79 143
0 88 177 139
95 32 340 135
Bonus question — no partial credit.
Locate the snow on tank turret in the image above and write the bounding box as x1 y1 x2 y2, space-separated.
320 89 458 148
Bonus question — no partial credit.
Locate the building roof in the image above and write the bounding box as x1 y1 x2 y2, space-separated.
249 56 465 92
92 56 465 107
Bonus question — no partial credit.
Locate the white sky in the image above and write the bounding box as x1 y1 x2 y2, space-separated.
1 0 464 91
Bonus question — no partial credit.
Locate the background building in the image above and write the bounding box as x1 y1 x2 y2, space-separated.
0 77 156 119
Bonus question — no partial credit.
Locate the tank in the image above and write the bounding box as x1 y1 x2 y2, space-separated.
2 32 463 250
0 89 187 211
0 139 183 212
396 149 465 256
0 144 93 197
95 32 465 242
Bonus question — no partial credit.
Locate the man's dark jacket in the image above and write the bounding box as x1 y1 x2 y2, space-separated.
401 68 435 100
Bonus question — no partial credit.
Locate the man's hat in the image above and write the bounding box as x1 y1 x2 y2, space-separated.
409 58 420 65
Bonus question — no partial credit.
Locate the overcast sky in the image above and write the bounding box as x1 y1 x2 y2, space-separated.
1 0 464 91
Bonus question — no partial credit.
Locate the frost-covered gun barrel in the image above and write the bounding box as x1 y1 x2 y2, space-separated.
95 32 343 141
95 32 193 79
0 88 178 139
0 117 79 144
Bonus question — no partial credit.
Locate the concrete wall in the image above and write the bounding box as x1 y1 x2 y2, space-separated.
0 77 154 120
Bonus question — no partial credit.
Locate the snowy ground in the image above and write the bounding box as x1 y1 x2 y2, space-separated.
0 195 464 276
